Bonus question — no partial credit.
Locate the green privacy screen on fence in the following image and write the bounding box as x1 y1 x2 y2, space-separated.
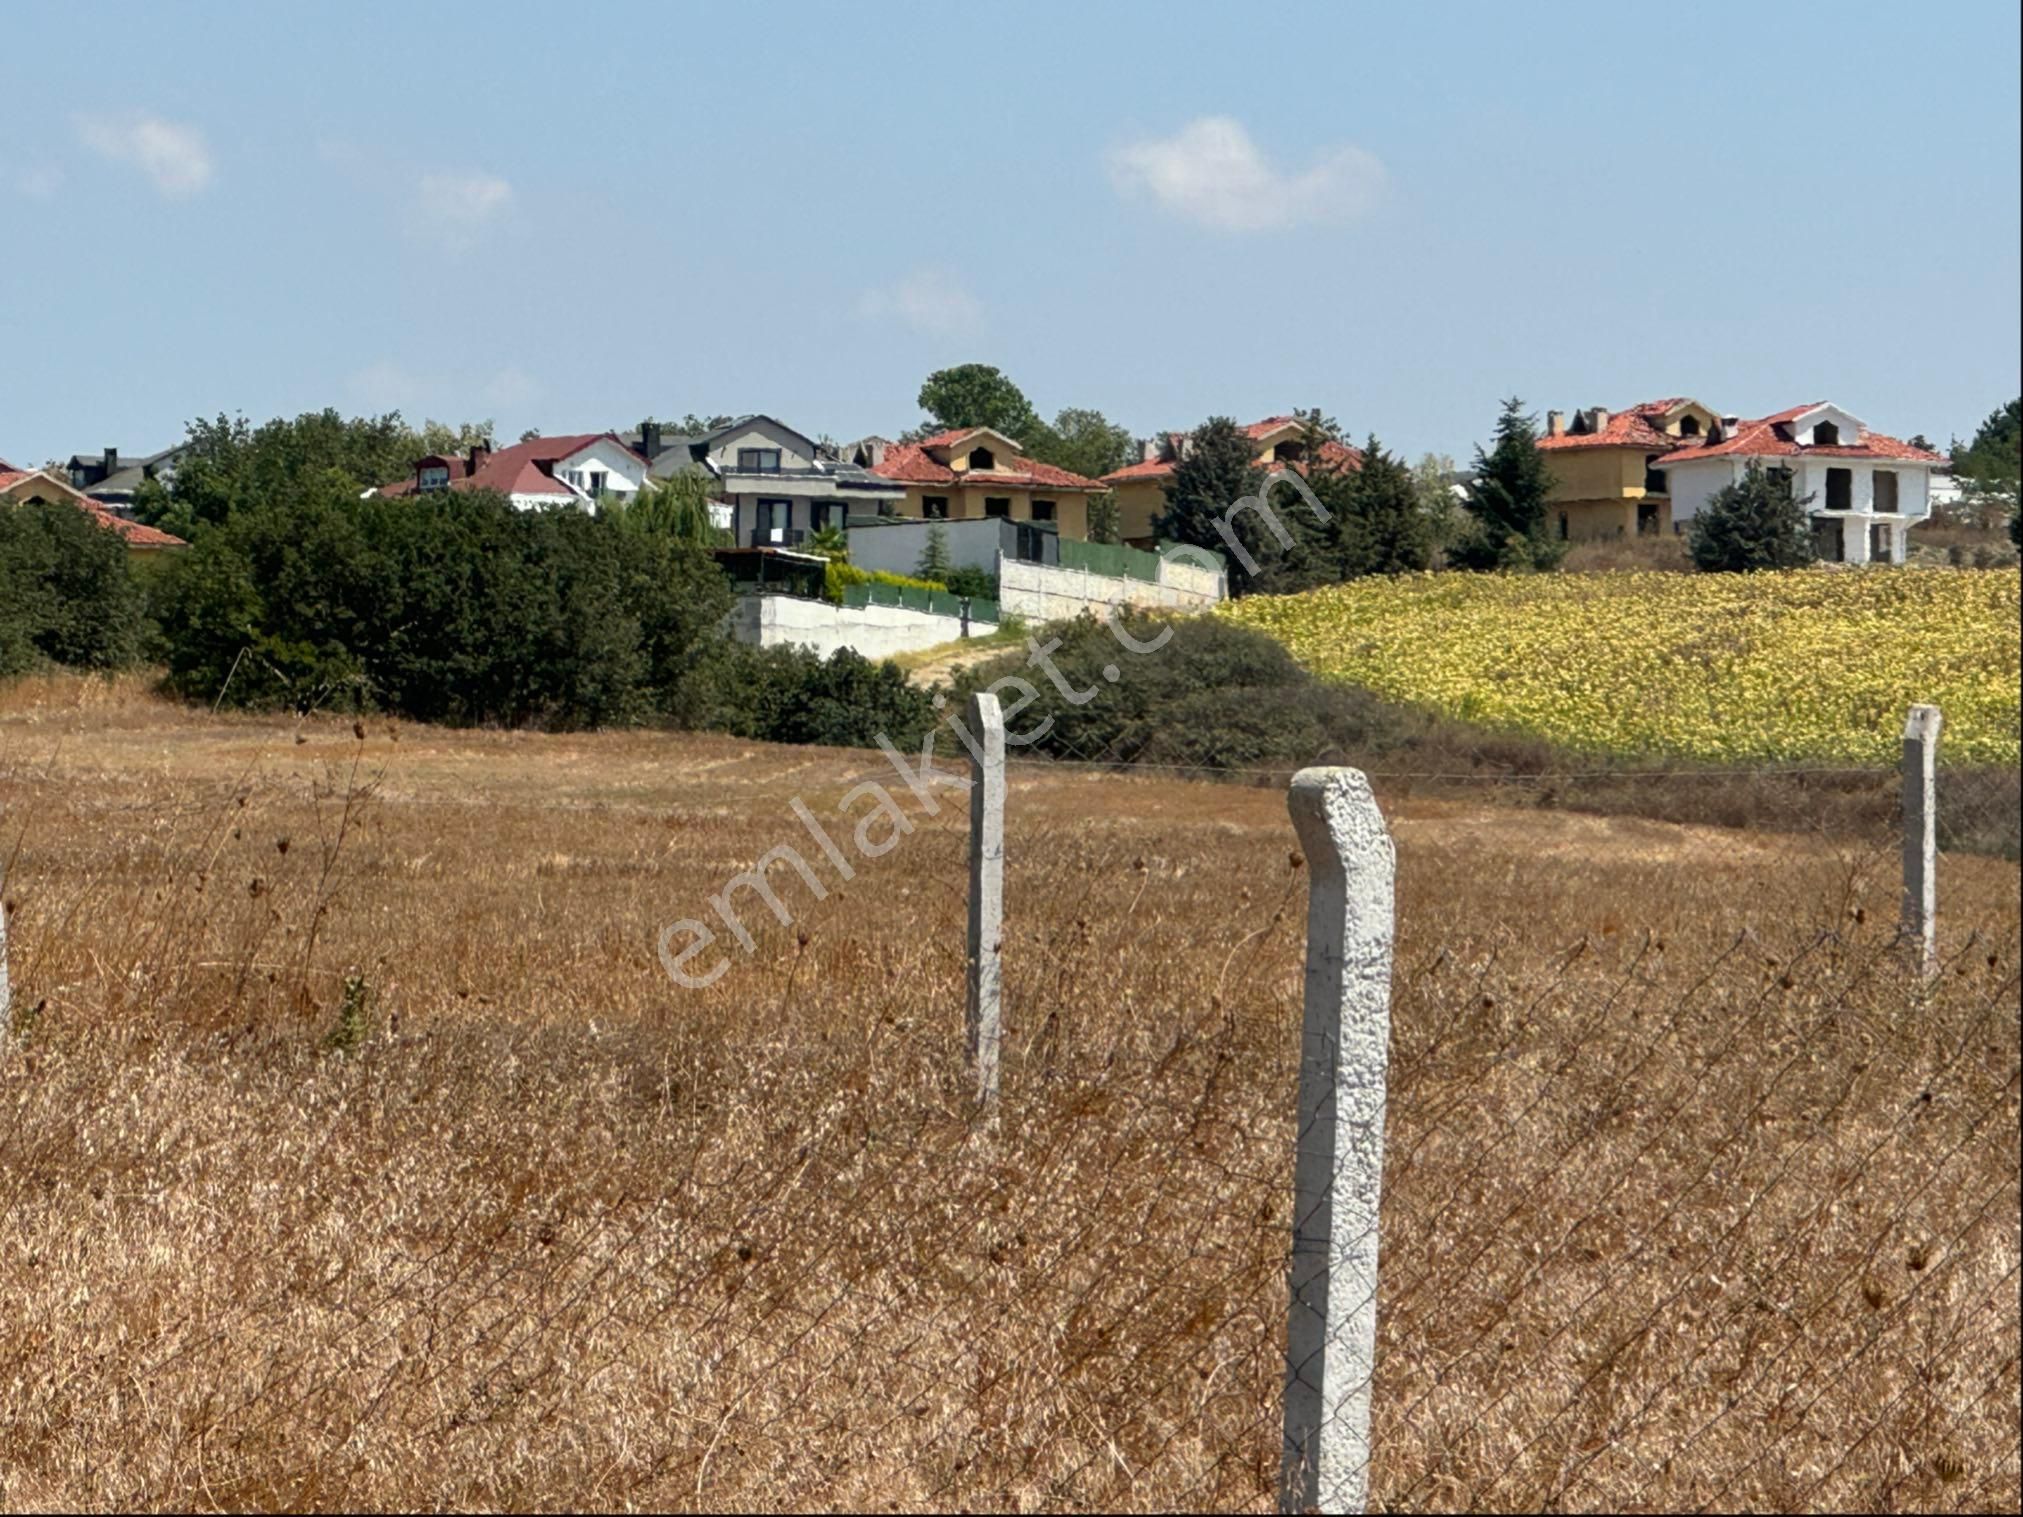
1057 538 1162 582
842 583 1000 625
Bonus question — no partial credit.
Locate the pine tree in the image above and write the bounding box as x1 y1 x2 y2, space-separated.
1453 398 1562 571
1687 461 1816 572
1085 490 1121 545
914 523 953 583
1157 417 1270 590
1337 438 1434 577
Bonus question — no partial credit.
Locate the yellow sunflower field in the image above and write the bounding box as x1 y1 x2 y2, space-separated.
1221 568 2022 766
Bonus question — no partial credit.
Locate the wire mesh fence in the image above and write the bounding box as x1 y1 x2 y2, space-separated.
0 706 2017 1510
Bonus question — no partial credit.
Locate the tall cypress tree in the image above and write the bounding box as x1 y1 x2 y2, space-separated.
1454 398 1562 570
1157 417 1270 589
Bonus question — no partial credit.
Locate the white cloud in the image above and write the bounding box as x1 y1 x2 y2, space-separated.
855 267 985 340
1106 116 1385 233
411 171 514 250
74 112 215 197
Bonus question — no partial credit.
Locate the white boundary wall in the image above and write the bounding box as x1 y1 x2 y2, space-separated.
727 594 996 662
997 555 1223 622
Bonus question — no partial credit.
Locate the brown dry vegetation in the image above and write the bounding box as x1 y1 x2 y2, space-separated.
1 674 2017 1512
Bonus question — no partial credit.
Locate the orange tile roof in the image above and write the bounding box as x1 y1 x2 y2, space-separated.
872 440 1104 492
1662 405 1948 466
0 467 188 547
1536 399 1682 453
1098 421 1363 486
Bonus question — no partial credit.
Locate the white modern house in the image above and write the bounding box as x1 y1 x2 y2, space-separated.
696 415 905 547
374 433 651 511
1661 402 1947 565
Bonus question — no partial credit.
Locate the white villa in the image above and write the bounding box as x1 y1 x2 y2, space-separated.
1661 402 1947 565
374 433 651 510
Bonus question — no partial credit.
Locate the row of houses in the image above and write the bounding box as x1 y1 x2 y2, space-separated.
38 395 1952 568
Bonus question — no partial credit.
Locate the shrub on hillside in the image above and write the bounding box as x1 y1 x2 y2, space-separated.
945 611 1428 773
0 499 148 675
709 643 936 750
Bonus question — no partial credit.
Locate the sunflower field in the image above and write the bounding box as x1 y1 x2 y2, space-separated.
1220 568 2021 766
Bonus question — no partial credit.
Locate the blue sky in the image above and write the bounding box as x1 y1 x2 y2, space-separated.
4 0 2018 468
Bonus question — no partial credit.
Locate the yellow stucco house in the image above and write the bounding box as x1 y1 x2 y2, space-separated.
1099 416 1363 547
1535 397 1720 541
869 427 1104 538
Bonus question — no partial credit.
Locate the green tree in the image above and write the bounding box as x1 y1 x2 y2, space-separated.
611 473 725 547
1335 438 1434 577
1686 461 1816 572
1085 490 1122 545
1024 406 1134 481
1156 418 1264 587
1452 398 1563 571
1951 399 2021 486
914 523 953 583
0 498 147 674
915 364 1039 440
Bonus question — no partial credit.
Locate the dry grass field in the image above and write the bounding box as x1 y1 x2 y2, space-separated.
1 673 2017 1512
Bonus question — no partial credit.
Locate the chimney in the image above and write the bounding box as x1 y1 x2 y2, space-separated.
467 442 490 476
640 420 662 460
1546 411 1566 438
1590 407 1611 433
105 446 118 474
1141 436 1158 463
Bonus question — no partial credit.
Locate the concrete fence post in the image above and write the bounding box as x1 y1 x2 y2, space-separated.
965 691 1006 1105
1282 768 1397 1515
1901 703 1942 973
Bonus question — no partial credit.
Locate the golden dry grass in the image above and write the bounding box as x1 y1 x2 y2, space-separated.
1 674 2017 1512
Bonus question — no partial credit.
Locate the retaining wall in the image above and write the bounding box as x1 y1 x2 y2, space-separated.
726 594 997 662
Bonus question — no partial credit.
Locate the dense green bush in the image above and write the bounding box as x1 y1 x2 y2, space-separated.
156 484 733 727
822 559 946 604
945 611 1428 772
708 643 935 749
0 499 148 675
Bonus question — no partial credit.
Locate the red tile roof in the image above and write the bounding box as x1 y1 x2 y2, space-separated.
872 438 1104 492
0 467 188 547
1098 420 1363 486
374 433 642 499
1536 399 1683 453
1661 405 1948 466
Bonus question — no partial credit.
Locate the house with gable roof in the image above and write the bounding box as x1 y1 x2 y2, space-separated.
1537 397 1721 542
1100 416 1363 548
372 432 650 510
1659 402 1947 565
870 428 1105 540
690 415 904 548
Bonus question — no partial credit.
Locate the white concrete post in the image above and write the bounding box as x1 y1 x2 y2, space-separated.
965 691 1006 1104
1901 704 1942 973
1282 768 1396 1515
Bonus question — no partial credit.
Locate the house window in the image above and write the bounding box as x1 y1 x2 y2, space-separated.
1825 467 1853 511
1638 500 1660 535
921 495 950 520
1031 499 1057 523
419 466 450 492
1272 440 1307 463
984 497 1012 519
1643 466 1668 494
1812 421 1840 447
812 500 845 532
755 498 792 538
1767 466 1794 492
737 448 782 473
1677 415 1700 437
1874 471 1899 513
1557 512 1569 541
585 469 607 499
967 447 995 471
